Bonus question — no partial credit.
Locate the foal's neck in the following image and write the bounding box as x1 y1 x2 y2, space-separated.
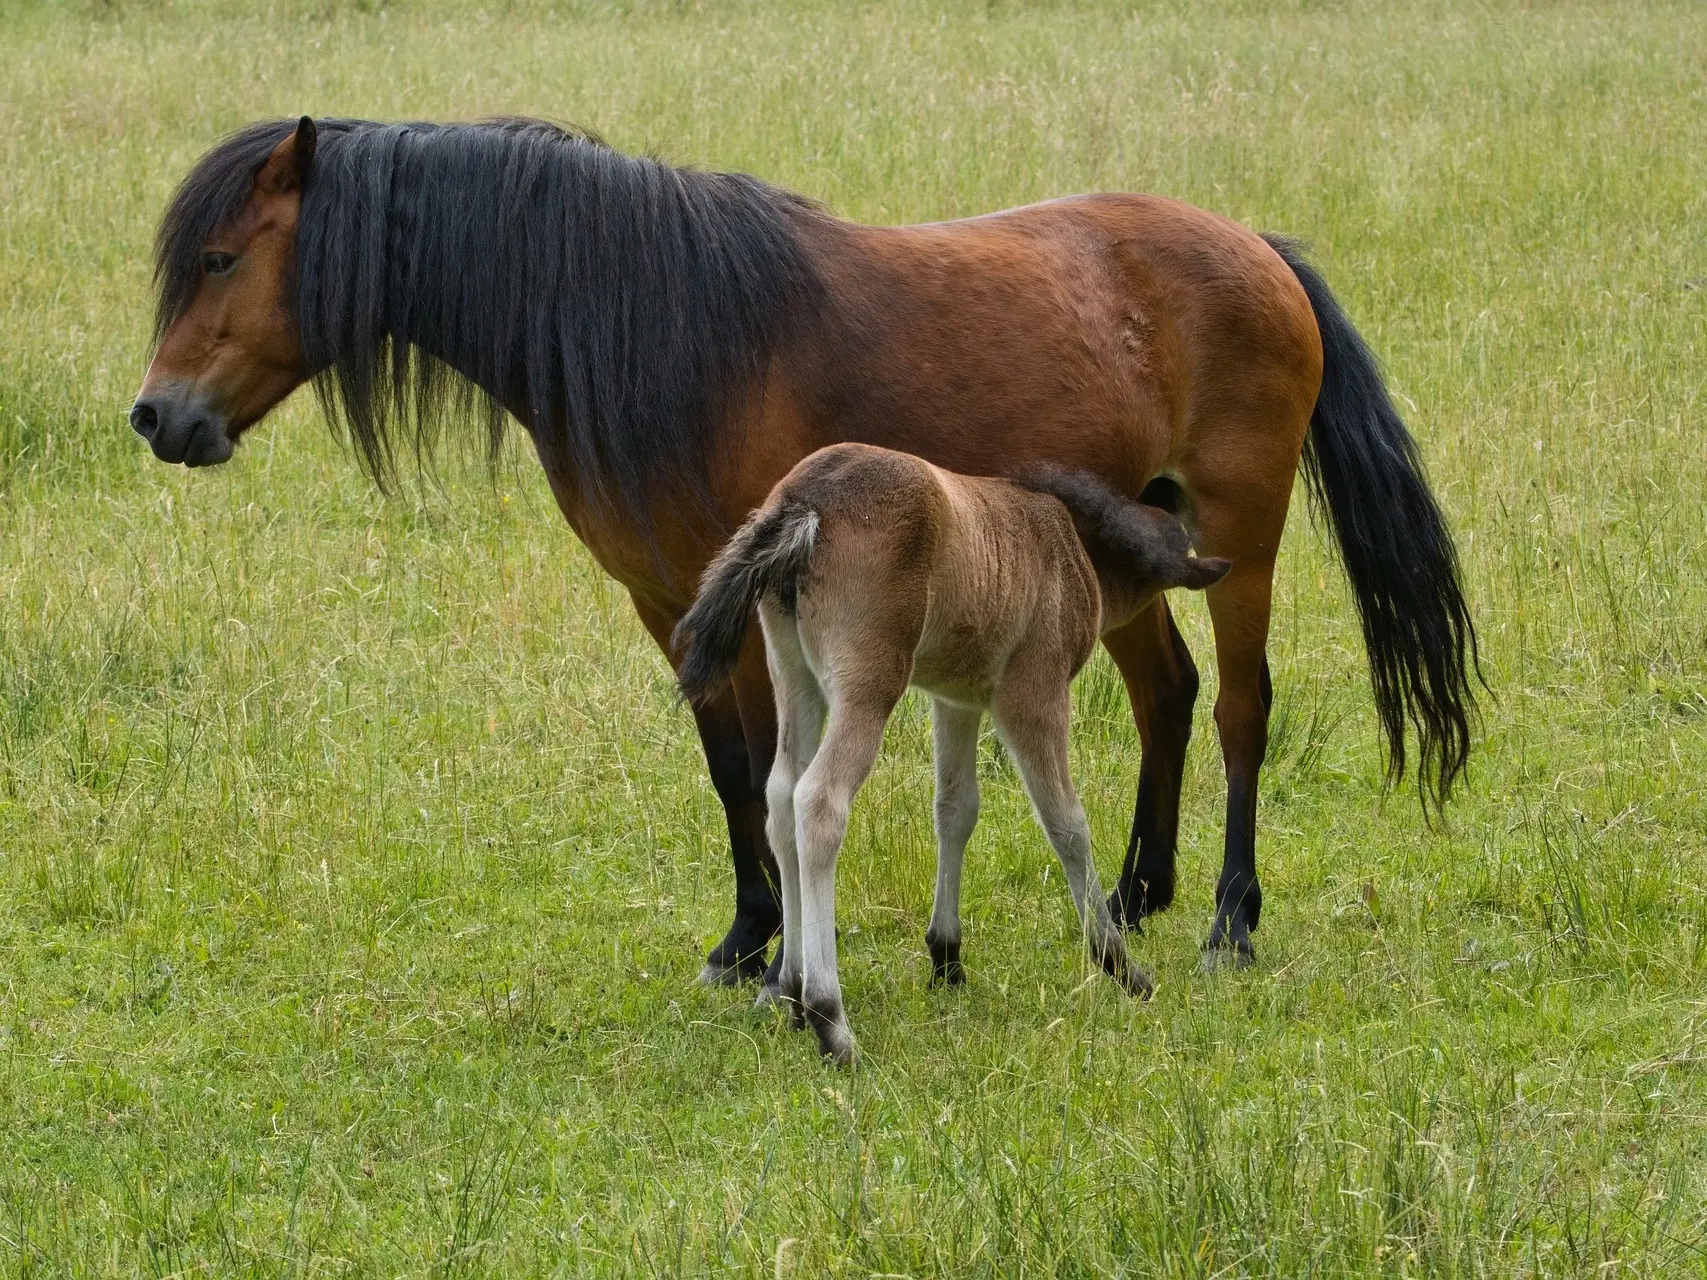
1087 571 1158 637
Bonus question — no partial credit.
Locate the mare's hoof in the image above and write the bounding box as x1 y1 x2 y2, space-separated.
1198 940 1256 974
1107 880 1172 932
698 950 769 987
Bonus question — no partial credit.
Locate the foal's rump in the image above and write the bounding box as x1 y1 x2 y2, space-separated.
673 444 946 701
673 497 820 702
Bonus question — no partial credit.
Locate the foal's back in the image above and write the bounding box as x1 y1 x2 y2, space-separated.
776 443 1100 707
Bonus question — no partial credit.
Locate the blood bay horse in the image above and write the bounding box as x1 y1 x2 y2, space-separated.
132 116 1477 979
676 444 1230 1064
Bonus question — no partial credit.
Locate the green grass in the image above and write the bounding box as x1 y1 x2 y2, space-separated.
3 0 1706 1272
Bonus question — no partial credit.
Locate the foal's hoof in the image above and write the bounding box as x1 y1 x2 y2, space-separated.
1198 939 1256 974
930 960 967 987
927 935 965 986
1096 945 1155 1000
814 1023 858 1069
1121 966 1156 1000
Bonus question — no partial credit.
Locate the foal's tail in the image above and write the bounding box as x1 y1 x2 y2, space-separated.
1264 234 1480 816
673 501 820 704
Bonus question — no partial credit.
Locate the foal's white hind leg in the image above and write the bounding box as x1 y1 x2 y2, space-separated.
792 692 895 1066
927 699 982 985
992 689 1152 998
757 610 825 1020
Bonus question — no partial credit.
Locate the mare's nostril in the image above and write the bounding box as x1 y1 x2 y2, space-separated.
129 401 159 439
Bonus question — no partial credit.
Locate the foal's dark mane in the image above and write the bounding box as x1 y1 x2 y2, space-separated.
154 117 825 517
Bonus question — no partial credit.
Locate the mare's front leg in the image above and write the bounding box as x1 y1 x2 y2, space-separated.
992 685 1152 998
926 700 982 985
631 597 781 984
1101 598 1199 929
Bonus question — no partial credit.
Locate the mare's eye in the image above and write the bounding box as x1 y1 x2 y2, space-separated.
202 251 238 276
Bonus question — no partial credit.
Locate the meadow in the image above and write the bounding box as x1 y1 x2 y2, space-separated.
2 0 1706 1272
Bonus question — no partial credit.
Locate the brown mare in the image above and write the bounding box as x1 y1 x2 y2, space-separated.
134 117 1477 980
675 444 1231 1064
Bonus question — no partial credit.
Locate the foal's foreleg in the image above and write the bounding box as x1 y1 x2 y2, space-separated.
927 700 982 985
993 690 1151 998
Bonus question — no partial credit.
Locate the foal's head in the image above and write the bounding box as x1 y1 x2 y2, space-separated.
1016 465 1230 621
132 118 317 467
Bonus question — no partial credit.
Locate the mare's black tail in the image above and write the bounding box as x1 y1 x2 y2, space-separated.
673 502 819 703
1264 234 1479 815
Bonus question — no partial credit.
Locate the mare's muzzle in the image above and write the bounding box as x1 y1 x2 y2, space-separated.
129 387 235 467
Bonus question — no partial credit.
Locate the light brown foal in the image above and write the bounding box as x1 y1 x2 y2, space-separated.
675 443 1227 1065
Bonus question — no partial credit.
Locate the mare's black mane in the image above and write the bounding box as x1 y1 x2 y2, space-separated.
154 117 824 518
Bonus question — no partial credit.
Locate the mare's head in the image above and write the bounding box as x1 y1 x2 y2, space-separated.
131 117 317 467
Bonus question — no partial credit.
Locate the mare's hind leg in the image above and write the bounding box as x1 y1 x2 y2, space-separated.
1101 597 1199 929
1176 390 1306 967
991 685 1152 998
926 700 982 985
792 687 897 1067
1197 549 1278 969
756 611 826 1020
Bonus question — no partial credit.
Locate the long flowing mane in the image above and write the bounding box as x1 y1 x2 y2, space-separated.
153 117 825 518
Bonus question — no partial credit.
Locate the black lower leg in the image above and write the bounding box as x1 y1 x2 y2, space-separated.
693 696 781 983
1205 660 1271 964
1205 793 1261 960
1111 756 1186 927
1107 607 1199 929
704 832 781 982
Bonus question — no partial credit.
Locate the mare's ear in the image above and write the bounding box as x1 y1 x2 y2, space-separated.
1179 556 1232 590
256 116 317 194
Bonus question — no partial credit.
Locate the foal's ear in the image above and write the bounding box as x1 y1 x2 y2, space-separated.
1178 556 1232 590
256 116 317 195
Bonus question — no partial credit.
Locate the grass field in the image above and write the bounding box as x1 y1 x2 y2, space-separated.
3 0 1707 1273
